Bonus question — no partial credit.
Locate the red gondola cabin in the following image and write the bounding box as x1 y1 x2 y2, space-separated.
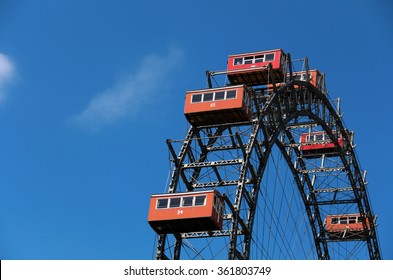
265 69 326 94
300 131 345 157
292 69 326 94
325 214 371 240
184 85 253 126
148 190 225 234
226 49 286 86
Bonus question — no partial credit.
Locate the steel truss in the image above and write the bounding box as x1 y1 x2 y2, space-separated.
153 57 381 260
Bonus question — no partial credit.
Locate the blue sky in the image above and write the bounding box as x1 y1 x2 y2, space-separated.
0 0 392 259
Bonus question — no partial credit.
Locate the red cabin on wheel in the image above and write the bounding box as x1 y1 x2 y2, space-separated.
325 214 371 240
184 84 253 126
148 190 225 234
226 49 286 86
292 69 326 93
300 131 346 157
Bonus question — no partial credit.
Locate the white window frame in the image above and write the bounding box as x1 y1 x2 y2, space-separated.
233 53 275 66
156 195 207 209
156 198 169 209
305 132 331 143
191 90 238 104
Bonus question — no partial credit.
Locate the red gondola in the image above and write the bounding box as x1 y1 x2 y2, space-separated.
325 214 371 240
300 131 345 157
148 190 225 234
265 69 326 92
184 84 253 126
226 49 286 86
292 69 326 93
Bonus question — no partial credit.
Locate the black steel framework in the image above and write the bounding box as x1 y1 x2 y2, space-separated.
152 53 381 260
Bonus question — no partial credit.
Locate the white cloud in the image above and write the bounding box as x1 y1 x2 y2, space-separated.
70 48 184 130
0 53 15 104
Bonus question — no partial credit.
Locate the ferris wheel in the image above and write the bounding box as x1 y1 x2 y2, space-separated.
147 49 381 260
